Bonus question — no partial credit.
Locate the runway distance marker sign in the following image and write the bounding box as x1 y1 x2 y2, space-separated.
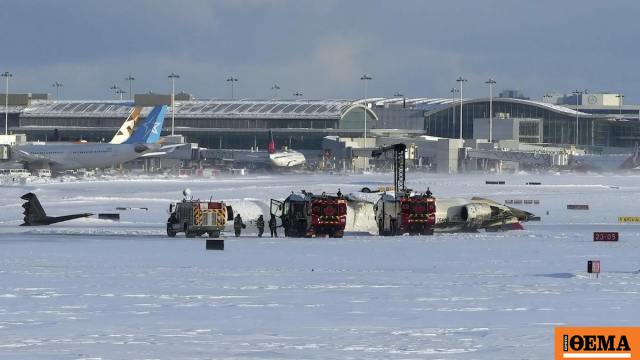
594 232 618 242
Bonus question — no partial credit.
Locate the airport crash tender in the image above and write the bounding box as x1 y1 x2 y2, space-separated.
167 196 233 238
373 189 436 236
271 191 347 238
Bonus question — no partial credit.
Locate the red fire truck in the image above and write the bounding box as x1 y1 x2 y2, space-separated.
270 191 347 238
371 143 436 236
375 192 435 236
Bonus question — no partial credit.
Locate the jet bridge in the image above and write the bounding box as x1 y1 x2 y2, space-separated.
466 149 569 166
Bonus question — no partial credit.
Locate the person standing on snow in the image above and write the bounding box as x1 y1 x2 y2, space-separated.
234 214 245 237
269 214 278 237
256 215 265 237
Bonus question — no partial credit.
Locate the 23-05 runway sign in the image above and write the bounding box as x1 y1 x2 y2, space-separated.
555 327 637 359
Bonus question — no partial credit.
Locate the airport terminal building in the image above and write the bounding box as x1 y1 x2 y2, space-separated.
4 95 377 151
3 93 640 150
369 96 639 148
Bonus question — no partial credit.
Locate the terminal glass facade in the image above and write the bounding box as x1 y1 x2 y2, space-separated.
518 120 541 143
425 100 612 146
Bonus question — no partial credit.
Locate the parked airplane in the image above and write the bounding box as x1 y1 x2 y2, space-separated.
5 105 178 172
267 130 306 167
202 130 306 168
570 148 640 172
20 192 92 226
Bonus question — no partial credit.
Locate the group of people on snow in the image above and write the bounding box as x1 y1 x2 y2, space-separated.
233 213 278 238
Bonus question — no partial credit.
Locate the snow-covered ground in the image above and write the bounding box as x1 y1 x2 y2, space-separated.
1 173 639 359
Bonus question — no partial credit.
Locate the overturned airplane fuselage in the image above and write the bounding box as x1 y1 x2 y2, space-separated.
346 192 534 233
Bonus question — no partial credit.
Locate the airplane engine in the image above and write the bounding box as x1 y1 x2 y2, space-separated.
460 203 493 223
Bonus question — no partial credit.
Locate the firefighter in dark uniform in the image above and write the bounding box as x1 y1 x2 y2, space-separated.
234 214 245 237
269 214 278 237
256 215 265 237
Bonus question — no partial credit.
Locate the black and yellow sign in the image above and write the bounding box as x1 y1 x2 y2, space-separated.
619 217 640 222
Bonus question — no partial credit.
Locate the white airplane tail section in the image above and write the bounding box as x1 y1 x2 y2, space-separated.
110 108 143 144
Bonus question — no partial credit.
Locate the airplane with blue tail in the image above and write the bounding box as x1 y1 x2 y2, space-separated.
3 105 183 171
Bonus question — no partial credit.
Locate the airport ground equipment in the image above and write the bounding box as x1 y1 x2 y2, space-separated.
270 191 347 238
371 143 436 236
20 193 93 226
167 191 233 238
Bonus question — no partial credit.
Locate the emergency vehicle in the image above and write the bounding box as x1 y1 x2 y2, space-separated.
167 190 233 238
270 191 347 238
374 191 436 236
371 143 436 236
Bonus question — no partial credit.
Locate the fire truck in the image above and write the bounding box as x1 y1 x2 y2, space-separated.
371 143 436 236
270 191 347 238
167 190 233 238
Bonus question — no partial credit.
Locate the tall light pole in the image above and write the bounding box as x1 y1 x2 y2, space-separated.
360 75 372 146
52 82 62 100
125 75 135 100
226 76 238 100
485 79 496 142
616 93 624 117
116 88 126 100
451 88 458 138
168 72 180 136
2 71 11 135
271 85 280 100
573 89 582 146
110 85 120 100
293 91 303 100
456 77 467 139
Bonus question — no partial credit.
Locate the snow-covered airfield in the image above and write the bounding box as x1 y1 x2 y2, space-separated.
1 173 639 359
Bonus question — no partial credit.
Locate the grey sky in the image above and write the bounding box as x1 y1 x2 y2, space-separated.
2 0 639 102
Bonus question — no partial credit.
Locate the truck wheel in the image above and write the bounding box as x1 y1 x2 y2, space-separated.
167 223 177 238
184 224 195 238
422 228 434 236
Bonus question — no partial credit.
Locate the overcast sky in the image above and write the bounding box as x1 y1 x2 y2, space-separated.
2 0 639 102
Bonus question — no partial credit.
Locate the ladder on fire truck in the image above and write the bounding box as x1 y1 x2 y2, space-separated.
372 143 407 197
